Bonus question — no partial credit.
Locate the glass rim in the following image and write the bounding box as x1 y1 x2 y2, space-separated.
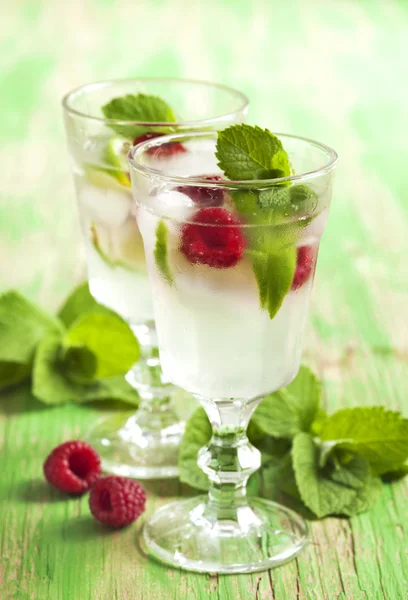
61 77 249 127
128 130 338 187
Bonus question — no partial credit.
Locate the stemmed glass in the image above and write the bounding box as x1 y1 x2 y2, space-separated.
63 79 248 478
128 131 337 572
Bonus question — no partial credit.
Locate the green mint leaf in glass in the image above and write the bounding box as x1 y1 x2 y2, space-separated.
0 291 63 390
252 366 321 437
58 282 114 328
248 247 296 319
64 313 140 379
319 406 408 475
154 220 173 285
102 93 176 139
216 124 291 180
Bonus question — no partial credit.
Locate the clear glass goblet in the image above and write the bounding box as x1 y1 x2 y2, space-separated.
62 79 248 478
128 130 338 572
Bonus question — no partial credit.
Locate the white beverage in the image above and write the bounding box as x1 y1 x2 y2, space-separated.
138 205 321 399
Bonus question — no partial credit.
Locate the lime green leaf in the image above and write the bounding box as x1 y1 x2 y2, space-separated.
0 291 63 364
65 313 140 379
61 345 98 384
216 125 291 181
32 333 139 406
179 407 212 491
292 433 382 517
33 333 84 404
320 406 408 475
381 464 408 482
154 220 173 284
248 247 296 319
253 366 321 437
58 282 113 328
0 361 31 391
102 93 176 139
0 291 62 389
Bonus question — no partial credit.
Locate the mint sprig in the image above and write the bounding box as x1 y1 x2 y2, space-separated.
178 365 408 518
216 125 319 320
102 93 176 139
0 284 141 407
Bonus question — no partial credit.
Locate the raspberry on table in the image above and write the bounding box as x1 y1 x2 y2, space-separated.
43 441 101 495
181 207 246 269
177 175 224 207
133 132 186 157
89 476 146 528
292 246 316 290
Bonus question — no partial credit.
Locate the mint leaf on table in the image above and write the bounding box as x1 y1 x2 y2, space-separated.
32 332 139 406
253 366 321 437
60 345 98 384
58 282 113 327
64 313 140 379
319 406 408 475
0 291 63 390
154 221 173 285
216 125 291 180
292 432 381 518
179 407 212 491
102 93 176 139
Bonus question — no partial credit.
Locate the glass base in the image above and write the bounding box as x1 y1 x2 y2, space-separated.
86 413 184 479
143 496 308 574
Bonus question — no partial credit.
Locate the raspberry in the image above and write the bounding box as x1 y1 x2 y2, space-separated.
43 441 101 495
181 207 246 268
133 132 186 157
89 476 146 528
292 246 316 290
177 175 224 207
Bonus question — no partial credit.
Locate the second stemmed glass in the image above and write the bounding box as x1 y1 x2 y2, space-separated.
63 79 248 478
129 130 338 572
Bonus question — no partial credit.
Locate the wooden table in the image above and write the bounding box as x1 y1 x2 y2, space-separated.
1 1 407 598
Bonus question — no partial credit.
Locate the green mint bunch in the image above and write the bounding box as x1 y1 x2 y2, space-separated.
0 285 140 406
178 366 408 518
216 125 318 319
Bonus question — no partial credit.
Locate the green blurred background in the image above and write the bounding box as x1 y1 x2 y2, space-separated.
1 0 407 325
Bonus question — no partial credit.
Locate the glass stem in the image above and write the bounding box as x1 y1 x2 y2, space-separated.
197 396 261 522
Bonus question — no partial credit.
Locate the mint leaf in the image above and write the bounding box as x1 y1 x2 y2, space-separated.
0 291 62 364
33 333 84 404
216 125 291 180
154 220 173 284
253 366 321 437
0 291 62 389
32 333 139 406
248 247 296 319
292 433 358 517
0 361 31 391
179 407 212 491
320 407 408 475
61 345 98 384
381 464 408 482
293 433 382 517
102 94 176 139
58 282 113 328
64 313 140 379
341 475 382 517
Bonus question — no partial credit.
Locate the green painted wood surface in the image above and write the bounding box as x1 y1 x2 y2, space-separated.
1 0 408 598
